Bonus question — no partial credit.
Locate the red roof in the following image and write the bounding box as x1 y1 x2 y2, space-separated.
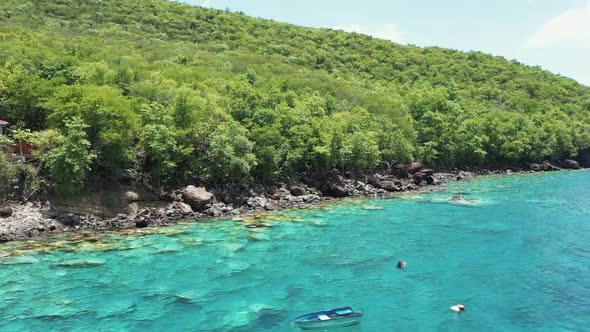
0 120 8 125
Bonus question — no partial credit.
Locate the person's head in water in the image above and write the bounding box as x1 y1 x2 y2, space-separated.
397 261 407 269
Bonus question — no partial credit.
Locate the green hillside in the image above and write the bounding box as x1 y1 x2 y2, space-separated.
1 0 589 194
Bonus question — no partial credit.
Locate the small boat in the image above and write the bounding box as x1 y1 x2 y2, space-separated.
293 307 363 330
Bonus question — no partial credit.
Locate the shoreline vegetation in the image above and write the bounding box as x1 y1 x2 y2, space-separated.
0 162 584 243
1 0 590 242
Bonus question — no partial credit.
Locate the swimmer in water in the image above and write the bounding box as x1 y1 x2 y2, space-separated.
450 304 465 312
397 261 407 269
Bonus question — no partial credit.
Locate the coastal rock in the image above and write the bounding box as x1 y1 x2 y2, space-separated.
376 180 400 192
408 162 424 174
135 218 149 228
322 184 349 198
542 161 560 171
289 185 306 197
264 201 279 211
529 163 541 171
0 203 64 241
412 172 434 185
182 186 214 211
561 159 580 169
271 188 290 200
0 206 13 217
391 162 410 178
61 213 80 226
203 204 224 217
171 202 193 215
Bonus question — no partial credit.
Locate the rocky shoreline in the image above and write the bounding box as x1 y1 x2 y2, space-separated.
0 160 583 242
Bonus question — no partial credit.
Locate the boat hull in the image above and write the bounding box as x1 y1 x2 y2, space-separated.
295 316 362 330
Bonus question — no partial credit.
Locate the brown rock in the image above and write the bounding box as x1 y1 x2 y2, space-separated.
0 206 13 217
408 162 424 174
172 201 193 215
182 186 214 211
289 185 307 197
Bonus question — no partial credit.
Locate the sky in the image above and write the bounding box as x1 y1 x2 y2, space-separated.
179 0 590 86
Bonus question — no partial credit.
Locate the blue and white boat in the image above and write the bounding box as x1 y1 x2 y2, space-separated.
293 307 363 330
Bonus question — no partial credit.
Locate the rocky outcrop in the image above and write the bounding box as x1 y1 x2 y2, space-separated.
322 184 349 198
182 186 214 211
170 201 193 215
561 159 580 169
289 185 306 197
0 206 13 217
0 165 504 242
0 203 62 242
529 163 541 171
408 162 424 174
541 161 560 171
368 174 402 192
412 172 434 185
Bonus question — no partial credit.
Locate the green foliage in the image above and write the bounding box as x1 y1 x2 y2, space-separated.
44 84 137 176
41 117 96 194
205 121 257 183
0 0 589 193
0 152 19 199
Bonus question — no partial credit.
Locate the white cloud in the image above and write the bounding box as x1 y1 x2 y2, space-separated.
333 23 405 43
527 1 590 48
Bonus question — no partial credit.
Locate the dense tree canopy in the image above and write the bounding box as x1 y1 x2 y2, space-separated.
0 0 589 193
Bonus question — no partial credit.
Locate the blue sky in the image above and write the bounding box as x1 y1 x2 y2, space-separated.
179 0 590 85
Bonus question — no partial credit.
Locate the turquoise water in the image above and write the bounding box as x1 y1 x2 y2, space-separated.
1 171 590 331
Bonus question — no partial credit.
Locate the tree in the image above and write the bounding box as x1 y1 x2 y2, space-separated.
42 117 96 194
45 84 138 177
205 121 257 183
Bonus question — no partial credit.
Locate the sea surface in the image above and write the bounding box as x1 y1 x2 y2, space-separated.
1 171 590 331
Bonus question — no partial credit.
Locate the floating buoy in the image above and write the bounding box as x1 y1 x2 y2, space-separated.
397 261 407 269
450 304 465 312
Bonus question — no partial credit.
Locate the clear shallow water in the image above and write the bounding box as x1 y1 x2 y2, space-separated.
1 171 590 331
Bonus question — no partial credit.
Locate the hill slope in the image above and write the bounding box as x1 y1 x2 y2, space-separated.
1 0 589 193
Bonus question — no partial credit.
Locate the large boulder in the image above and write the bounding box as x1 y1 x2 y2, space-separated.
412 172 434 185
171 201 193 215
289 185 307 197
378 181 401 192
529 163 541 171
391 163 410 178
542 160 560 171
408 162 424 174
561 159 580 169
323 185 349 198
0 206 13 218
182 186 214 212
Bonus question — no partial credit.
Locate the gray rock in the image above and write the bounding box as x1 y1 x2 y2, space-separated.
529 163 541 171
408 162 424 174
264 201 279 211
182 186 214 211
377 181 400 192
0 206 13 217
289 185 306 197
323 185 348 198
562 159 580 169
171 201 193 215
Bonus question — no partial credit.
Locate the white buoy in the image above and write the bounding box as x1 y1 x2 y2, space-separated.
450 304 465 312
